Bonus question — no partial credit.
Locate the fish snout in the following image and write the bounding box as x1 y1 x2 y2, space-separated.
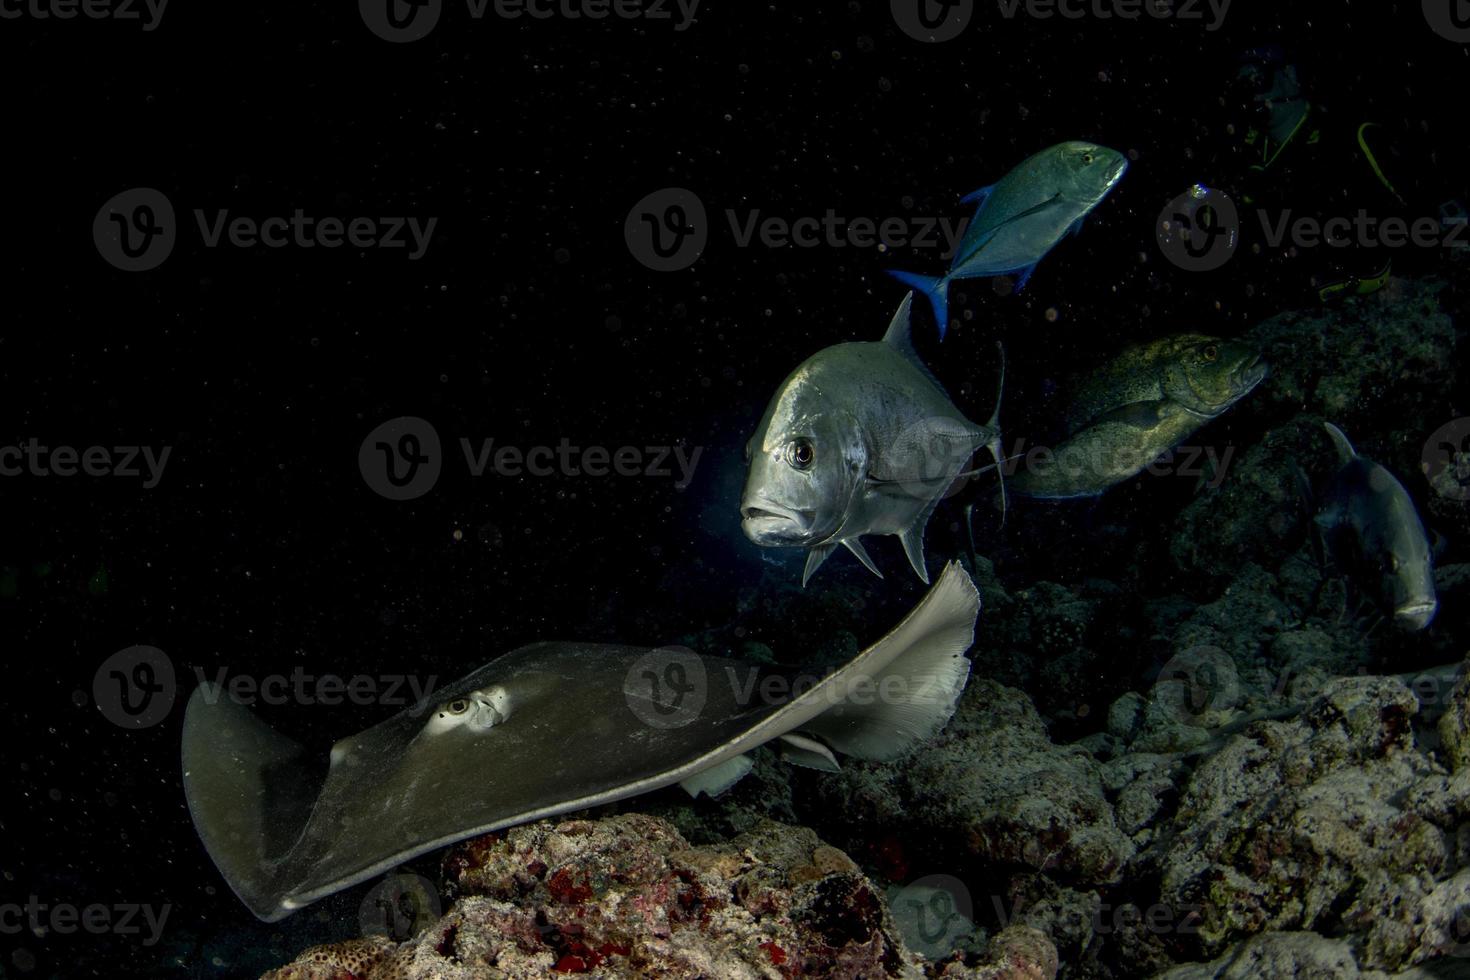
740 499 816 545
1394 600 1438 632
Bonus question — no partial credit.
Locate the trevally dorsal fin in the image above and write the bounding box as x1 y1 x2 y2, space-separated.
881 293 953 395
843 538 884 579
802 543 837 588
1323 422 1358 463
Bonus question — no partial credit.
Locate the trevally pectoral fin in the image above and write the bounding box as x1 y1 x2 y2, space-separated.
900 514 933 585
802 544 837 587
843 538 884 579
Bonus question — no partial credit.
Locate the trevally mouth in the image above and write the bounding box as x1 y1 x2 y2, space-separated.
1394 600 1437 631
740 501 817 544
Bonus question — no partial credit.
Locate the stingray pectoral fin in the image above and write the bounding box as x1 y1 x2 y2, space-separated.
797 562 979 762
181 683 323 922
778 732 841 772
678 753 754 798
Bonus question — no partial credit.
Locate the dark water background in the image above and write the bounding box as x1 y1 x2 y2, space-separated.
1 1 1467 975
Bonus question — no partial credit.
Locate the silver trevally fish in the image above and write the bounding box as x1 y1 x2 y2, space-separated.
888 140 1129 340
182 563 980 920
1315 422 1438 630
740 292 1002 585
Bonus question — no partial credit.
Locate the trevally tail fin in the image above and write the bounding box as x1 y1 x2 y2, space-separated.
886 269 951 341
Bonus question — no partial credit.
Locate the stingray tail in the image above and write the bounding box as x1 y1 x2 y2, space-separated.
181 684 320 922
886 269 951 340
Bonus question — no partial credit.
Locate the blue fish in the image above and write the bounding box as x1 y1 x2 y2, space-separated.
889 141 1128 339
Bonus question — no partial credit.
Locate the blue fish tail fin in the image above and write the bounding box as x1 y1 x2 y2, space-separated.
1013 263 1039 293
885 270 950 341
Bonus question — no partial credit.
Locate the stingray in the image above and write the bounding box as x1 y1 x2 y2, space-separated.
182 562 980 921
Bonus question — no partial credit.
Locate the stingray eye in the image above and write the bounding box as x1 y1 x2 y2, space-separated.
789 438 815 470
445 698 470 715
1201 345 1219 363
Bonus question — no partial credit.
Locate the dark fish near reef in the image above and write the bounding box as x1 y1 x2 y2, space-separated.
1011 334 1267 499
740 293 1002 585
182 563 980 921
1315 422 1438 631
888 141 1128 339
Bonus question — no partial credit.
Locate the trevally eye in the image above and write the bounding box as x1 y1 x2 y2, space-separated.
789 438 815 470
1201 345 1219 362
1082 152 1095 165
